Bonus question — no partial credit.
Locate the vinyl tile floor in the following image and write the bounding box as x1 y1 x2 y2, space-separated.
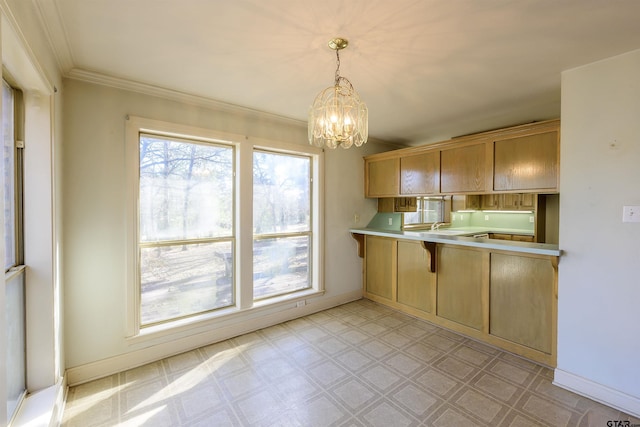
62 299 639 426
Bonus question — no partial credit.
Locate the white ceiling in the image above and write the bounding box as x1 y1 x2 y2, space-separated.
35 0 640 144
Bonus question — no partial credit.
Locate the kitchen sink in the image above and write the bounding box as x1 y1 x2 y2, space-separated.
408 229 472 236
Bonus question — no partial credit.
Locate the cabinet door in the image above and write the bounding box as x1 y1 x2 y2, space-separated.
397 241 434 313
490 253 554 353
436 245 485 330
400 151 440 195
481 194 500 209
365 236 394 300
511 234 535 242
441 143 487 193
367 158 399 197
501 194 519 210
490 233 512 240
502 193 536 210
494 131 559 191
451 195 480 211
519 193 536 210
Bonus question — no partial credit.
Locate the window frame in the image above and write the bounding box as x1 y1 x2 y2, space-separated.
252 148 314 301
125 116 324 340
403 196 448 228
137 132 236 327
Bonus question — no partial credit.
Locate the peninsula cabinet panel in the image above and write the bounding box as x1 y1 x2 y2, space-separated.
440 143 487 193
494 130 559 191
366 158 399 197
400 151 440 195
397 241 434 313
490 253 555 354
365 236 394 301
436 246 485 330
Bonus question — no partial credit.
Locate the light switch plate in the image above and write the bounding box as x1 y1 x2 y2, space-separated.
622 205 640 222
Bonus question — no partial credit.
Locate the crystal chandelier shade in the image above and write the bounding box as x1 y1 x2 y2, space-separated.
308 38 368 149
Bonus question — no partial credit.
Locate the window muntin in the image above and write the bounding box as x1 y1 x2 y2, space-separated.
138 133 234 326
253 150 311 299
404 196 446 226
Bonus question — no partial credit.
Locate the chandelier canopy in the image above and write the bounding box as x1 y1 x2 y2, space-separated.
308 38 368 149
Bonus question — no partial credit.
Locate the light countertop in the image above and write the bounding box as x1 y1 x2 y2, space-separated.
349 227 561 257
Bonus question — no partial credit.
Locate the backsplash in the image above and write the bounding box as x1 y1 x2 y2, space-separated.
364 211 534 234
451 211 534 232
366 212 403 231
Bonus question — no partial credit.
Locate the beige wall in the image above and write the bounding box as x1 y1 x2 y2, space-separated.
557 49 640 416
62 78 392 379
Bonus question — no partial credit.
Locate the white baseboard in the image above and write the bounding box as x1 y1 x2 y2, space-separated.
554 369 640 418
66 291 362 386
10 375 66 427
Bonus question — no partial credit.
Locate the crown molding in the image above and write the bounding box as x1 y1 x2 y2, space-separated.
66 67 307 127
32 0 75 73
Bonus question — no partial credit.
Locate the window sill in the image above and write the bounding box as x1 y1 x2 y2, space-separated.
127 289 325 345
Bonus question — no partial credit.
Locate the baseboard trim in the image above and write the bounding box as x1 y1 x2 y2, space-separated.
554 369 640 418
66 291 362 386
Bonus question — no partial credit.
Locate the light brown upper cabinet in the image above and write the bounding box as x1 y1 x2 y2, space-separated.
440 143 488 193
400 151 440 195
451 195 480 211
493 130 559 191
366 157 399 197
501 193 536 210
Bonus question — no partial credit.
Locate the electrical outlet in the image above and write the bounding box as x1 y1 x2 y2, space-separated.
296 300 306 308
484 215 489 221
388 218 393 225
354 213 360 223
529 216 534 223
623 205 640 223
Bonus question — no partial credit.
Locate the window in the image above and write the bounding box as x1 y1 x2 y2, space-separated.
138 133 235 326
3 78 26 422
253 150 311 299
404 196 446 226
127 116 323 335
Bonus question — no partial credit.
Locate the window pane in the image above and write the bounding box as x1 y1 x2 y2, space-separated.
5 271 25 419
253 150 312 300
403 199 422 225
140 241 233 325
253 236 310 299
404 197 444 226
3 81 15 269
424 198 444 223
139 135 233 241
253 151 310 234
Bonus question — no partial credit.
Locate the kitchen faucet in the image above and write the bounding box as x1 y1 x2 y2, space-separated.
430 222 442 231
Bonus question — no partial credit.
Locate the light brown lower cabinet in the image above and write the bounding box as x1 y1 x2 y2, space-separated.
364 236 394 301
361 237 558 367
436 246 486 330
397 240 434 313
490 253 555 354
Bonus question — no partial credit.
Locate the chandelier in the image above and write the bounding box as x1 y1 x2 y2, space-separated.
308 37 368 149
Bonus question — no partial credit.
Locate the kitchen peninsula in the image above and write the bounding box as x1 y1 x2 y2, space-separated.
353 119 561 367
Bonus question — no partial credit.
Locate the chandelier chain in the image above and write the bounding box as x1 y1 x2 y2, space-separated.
334 49 341 85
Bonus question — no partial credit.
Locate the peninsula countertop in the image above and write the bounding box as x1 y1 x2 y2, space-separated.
349 227 561 257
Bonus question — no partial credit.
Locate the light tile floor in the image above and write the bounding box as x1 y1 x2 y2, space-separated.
62 300 639 426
